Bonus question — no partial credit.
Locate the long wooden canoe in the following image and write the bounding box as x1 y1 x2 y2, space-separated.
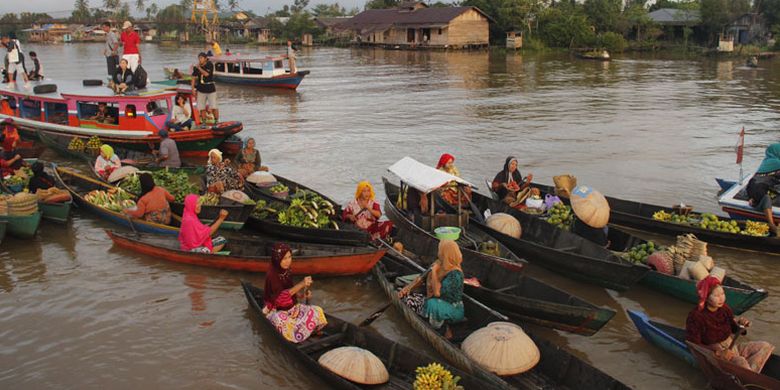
53 165 180 235
241 281 495 390
687 341 780 390
499 185 766 313
375 254 631 389
0 161 73 224
386 225 615 335
245 174 343 213
108 230 385 275
245 216 371 246
627 309 697 366
0 212 42 239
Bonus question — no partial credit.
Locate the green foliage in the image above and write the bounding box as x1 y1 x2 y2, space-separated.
71 0 92 23
583 0 622 33
156 4 186 34
311 3 348 16
649 0 700 11
700 0 750 42
538 3 595 48
285 11 317 38
598 31 627 52
523 36 546 50
365 0 400 10
760 0 780 31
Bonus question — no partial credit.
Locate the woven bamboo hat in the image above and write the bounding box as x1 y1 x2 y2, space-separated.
461 322 539 376
570 185 610 228
318 346 389 385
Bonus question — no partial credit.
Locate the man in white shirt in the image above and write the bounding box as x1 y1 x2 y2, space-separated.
1 35 28 83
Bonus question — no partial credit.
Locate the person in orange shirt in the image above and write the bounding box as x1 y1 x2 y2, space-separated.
1 118 20 160
124 173 175 224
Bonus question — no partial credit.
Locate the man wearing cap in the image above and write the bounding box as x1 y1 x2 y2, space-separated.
191 52 218 125
102 22 119 76
119 21 141 72
154 129 181 168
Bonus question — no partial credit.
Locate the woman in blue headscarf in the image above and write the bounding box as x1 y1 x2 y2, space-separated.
746 143 780 235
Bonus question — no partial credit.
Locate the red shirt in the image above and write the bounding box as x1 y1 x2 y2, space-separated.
120 31 140 55
2 128 19 152
686 305 739 346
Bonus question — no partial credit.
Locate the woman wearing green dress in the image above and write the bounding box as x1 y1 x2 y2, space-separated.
398 239 465 339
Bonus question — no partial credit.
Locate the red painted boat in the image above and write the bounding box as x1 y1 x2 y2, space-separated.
106 230 386 275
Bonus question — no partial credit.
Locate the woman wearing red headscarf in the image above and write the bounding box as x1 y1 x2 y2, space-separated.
263 243 327 343
686 276 774 372
342 181 393 240
436 153 471 207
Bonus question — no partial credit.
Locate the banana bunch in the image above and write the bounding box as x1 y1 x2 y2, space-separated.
742 220 770 237
68 137 85 151
276 192 337 229
84 188 136 212
198 193 220 206
413 362 461 390
545 202 573 230
652 210 672 222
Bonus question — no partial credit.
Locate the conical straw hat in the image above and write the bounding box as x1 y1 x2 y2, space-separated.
318 346 389 385
461 322 539 376
108 166 139 183
570 185 610 228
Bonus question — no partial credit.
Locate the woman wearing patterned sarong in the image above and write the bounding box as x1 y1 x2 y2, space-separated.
263 243 328 343
436 153 471 207
342 181 393 240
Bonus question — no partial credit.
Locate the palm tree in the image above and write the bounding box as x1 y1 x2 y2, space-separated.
136 0 145 13
228 0 239 10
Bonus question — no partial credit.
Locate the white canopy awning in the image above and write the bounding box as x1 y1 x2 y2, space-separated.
387 156 476 194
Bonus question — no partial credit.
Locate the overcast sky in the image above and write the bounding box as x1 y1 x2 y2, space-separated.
0 1 367 17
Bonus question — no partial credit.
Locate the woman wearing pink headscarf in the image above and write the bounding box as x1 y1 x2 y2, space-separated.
178 194 229 253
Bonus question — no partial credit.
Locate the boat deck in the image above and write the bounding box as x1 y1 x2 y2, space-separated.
0 79 176 100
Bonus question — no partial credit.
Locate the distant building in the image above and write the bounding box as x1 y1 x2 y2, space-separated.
335 1 491 49
727 13 767 44
647 8 701 41
314 16 351 38
23 23 75 43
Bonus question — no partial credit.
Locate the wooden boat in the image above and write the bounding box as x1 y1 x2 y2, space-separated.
576 50 611 61
490 184 766 313
241 281 494 390
534 181 780 255
245 216 371 246
374 254 632 390
245 174 342 213
211 54 310 89
387 224 616 335
431 184 648 291
627 309 696 366
169 201 254 231
717 174 780 222
687 341 780 390
53 165 180 235
0 211 42 239
0 161 72 224
16 139 46 159
108 230 385 275
0 79 242 157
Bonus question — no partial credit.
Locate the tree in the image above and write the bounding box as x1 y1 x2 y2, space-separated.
583 0 623 33
156 4 185 34
700 0 749 42
71 0 92 23
136 0 145 13
759 0 780 36
0 13 19 37
365 0 399 10
146 3 159 19
312 3 347 16
228 0 239 10
292 0 310 12
538 2 595 47
103 0 121 9
273 5 291 17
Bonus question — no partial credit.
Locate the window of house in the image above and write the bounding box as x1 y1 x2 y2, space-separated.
78 101 119 125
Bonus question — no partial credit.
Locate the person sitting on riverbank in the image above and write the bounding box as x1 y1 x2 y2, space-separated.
166 95 193 131
205 148 243 194
746 143 780 236
110 59 134 95
686 276 775 372
492 156 534 209
235 137 267 177
26 51 43 80
178 194 229 253
436 153 471 207
342 181 393 240
124 173 175 225
94 144 121 180
398 240 465 340
263 242 327 343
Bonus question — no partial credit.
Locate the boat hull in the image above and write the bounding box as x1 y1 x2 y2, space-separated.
640 272 766 315
627 309 696 366
0 212 43 239
687 341 780 390
214 71 309 89
108 231 385 275
245 216 371 246
39 200 72 224
0 221 6 244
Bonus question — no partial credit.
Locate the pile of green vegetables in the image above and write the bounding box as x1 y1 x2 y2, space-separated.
252 191 338 229
119 169 199 202
622 241 663 264
545 202 573 231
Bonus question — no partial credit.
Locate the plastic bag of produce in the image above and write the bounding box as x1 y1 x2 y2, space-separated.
486 213 522 239
647 252 674 275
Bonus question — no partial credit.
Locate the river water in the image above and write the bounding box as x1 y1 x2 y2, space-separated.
1 43 779 389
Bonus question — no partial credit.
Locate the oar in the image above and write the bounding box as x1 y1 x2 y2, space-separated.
727 324 747 350
123 212 139 235
457 186 485 224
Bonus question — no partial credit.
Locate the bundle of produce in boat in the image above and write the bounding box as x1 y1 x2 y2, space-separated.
698 213 740 234
34 187 71 203
84 188 136 212
646 251 674 274
198 192 220 206
742 220 770 236
119 170 199 203
6 192 39 216
622 241 664 264
276 193 337 229
251 199 286 220
544 202 573 230
317 346 389 385
67 137 85 152
413 363 461 390
85 135 102 155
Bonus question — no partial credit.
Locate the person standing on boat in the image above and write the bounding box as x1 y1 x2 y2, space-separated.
102 22 119 76
286 40 297 74
491 156 534 209
1 35 28 84
206 39 222 56
119 21 141 73
235 137 267 177
94 144 121 180
166 95 193 131
154 130 181 169
178 194 229 253
191 53 218 124
263 242 328 343
124 173 175 225
342 181 394 240
746 143 780 236
686 276 775 372
398 240 465 340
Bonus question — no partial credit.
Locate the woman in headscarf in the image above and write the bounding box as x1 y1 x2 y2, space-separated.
263 243 328 343
491 156 534 208
124 173 175 224
178 194 229 253
205 148 243 194
235 137 268 178
746 143 780 235
28 161 55 193
1 118 20 161
398 240 465 339
342 181 393 240
94 144 121 180
436 153 471 207
686 276 774 372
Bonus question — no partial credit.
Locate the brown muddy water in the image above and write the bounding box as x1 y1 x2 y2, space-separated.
1 43 779 389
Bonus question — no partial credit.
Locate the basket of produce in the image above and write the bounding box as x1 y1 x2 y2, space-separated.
434 226 461 241
672 204 693 216
269 184 289 200
7 192 40 216
68 137 86 152
84 135 102 156
544 202 573 231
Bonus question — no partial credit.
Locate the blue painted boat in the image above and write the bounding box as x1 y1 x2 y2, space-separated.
627 309 696 367
53 165 180 235
211 54 309 89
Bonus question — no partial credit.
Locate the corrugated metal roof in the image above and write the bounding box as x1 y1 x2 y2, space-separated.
648 8 701 25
